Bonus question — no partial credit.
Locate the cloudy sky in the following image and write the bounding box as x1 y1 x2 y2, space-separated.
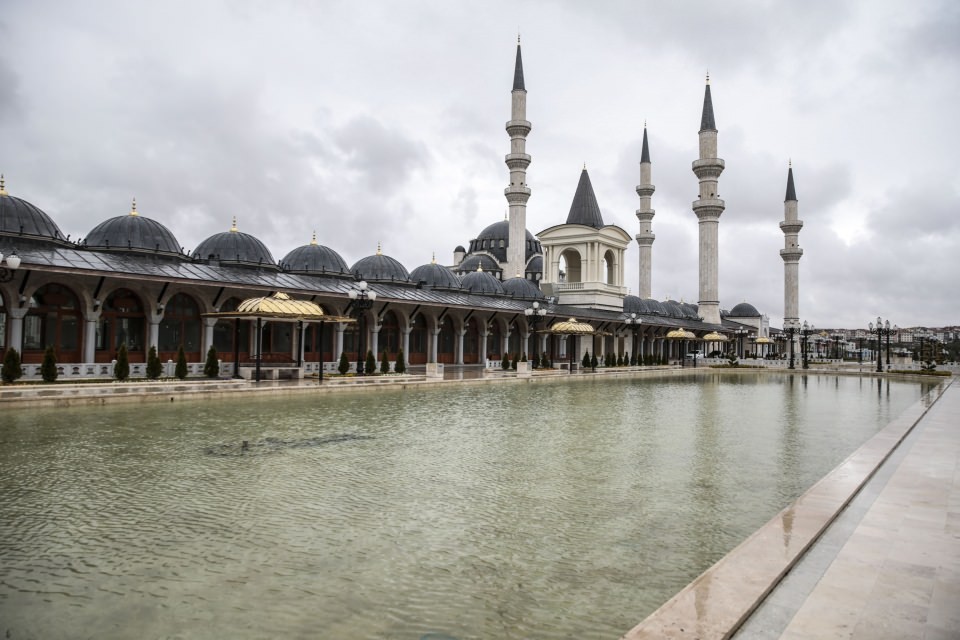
1 0 957 329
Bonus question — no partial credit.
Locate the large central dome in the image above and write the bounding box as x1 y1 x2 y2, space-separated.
467 220 541 262
0 179 71 246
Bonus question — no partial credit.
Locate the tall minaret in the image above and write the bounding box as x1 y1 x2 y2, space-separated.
692 74 725 325
635 123 656 299
780 162 804 328
505 37 532 277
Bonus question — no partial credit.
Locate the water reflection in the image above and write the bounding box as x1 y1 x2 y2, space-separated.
0 373 938 639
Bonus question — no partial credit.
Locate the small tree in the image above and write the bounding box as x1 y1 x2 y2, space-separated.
520 352 527 362
617 353 624 367
2 347 23 383
175 345 188 380
395 348 406 374
204 346 220 378
41 346 58 383
591 352 598 371
338 351 350 375
630 353 637 366
114 344 130 381
511 353 518 370
726 351 739 367
501 353 510 370
146 346 162 379
380 349 390 374
540 352 549 369
582 350 591 369
365 349 376 374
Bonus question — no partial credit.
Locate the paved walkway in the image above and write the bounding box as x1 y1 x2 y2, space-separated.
735 380 960 639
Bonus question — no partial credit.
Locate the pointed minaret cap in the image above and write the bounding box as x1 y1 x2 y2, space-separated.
129 198 138 217
700 73 717 132
641 124 651 164
0 173 7 196
513 38 525 91
785 161 797 202
230 216 238 232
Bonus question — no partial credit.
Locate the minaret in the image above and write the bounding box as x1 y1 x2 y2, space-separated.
505 37 532 277
692 74 725 325
635 123 655 299
780 162 804 328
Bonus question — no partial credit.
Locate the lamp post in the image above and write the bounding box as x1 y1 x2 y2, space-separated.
524 301 547 368
347 280 377 375
0 249 22 283
917 329 927 365
857 336 863 364
625 313 642 366
783 324 797 370
868 317 895 373
734 328 748 359
800 321 814 369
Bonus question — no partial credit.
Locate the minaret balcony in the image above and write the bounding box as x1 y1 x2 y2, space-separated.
505 153 532 170
692 199 725 220
636 233 655 245
635 210 655 222
505 120 532 136
779 220 804 234
692 159 725 179
780 247 804 260
635 185 656 198
504 186 532 203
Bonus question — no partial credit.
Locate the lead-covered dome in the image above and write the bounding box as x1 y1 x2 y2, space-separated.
0 178 71 246
728 302 760 317
501 274 544 299
456 254 501 275
281 233 349 275
410 259 461 290
460 266 504 295
84 199 184 259
350 244 410 283
467 220 542 262
192 218 277 269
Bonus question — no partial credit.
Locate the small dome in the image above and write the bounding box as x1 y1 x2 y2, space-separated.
501 274 544 299
455 254 500 274
680 302 701 320
85 200 183 259
468 220 541 262
661 299 685 319
410 261 461 290
728 302 761 317
460 267 504 295
281 235 349 275
351 245 410 283
0 181 71 245
524 254 543 279
192 219 277 269
624 296 668 316
454 245 466 253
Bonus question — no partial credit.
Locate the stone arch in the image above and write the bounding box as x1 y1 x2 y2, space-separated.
23 282 84 364
603 248 617 285
213 296 251 363
158 291 202 361
559 248 582 283
96 286 146 363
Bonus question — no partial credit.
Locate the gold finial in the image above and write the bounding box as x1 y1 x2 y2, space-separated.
706 71 710 84
515 270 522 278
310 230 318 245
376 241 382 255
230 216 238 232
129 197 138 216
0 173 6 196
477 263 483 272
504 208 508 221
431 252 436 264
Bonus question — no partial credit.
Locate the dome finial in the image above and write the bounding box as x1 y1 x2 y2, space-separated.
376 241 382 255
431 251 436 264
230 216 238 232
130 197 138 216
0 173 6 196
477 263 483 273
310 230 317 245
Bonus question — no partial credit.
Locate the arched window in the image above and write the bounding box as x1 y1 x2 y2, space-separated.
409 314 428 364
159 292 201 359
379 310 400 357
213 297 250 361
97 288 145 362
559 249 582 283
24 283 83 363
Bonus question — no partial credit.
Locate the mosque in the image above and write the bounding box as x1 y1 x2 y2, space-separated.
0 41 803 378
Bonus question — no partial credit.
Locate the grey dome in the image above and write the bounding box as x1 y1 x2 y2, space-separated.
193 225 277 269
85 205 183 258
454 245 466 253
281 241 349 275
351 250 410 283
624 296 668 316
0 190 71 246
467 220 541 262
460 268 504 295
661 300 685 319
728 302 760 317
680 302 701 320
410 262 461 290
501 274 544 299
623 295 642 314
455 254 501 274
525 254 543 279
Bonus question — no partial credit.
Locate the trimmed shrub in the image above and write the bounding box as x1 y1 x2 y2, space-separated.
590 353 598 371
365 350 376 374
146 346 162 379
395 348 406 374
520 352 527 362
114 344 130 381
204 346 220 378
511 353 518 370
540 352 549 369
582 351 591 369
380 350 390 374
501 353 510 371
338 351 350 375
41 346 58 383
175 345 188 380
2 347 23 383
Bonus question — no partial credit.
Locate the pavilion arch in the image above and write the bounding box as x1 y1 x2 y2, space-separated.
603 249 617 285
96 287 147 363
213 296 251 363
158 292 202 362
558 247 583 283
23 282 84 364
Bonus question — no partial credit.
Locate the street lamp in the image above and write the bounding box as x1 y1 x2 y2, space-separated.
625 313 642 366
0 249 21 283
347 280 377 375
524 301 547 368
783 324 797 370
868 317 895 373
800 321 814 369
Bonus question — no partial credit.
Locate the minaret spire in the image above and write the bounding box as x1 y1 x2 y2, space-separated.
636 123 656 299
780 162 804 329
692 75 725 325
505 38 532 277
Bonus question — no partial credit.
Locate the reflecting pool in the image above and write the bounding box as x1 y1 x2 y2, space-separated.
0 373 938 639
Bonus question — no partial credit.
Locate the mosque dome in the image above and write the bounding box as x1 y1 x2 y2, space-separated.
624 295 669 316
454 245 466 253
728 302 761 317
192 218 277 269
281 234 349 275
467 220 542 262
351 245 410 283
660 299 686 319
84 199 184 258
501 274 544 299
460 267 504 295
455 254 501 274
680 302 701 320
0 178 71 246
410 260 461 290
524 254 543 279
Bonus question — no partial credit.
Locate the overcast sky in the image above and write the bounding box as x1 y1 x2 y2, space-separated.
1 0 958 329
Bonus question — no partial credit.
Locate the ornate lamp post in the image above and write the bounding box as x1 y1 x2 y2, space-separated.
0 249 22 283
868 317 895 373
347 280 377 375
524 301 547 368
783 324 797 369
625 313 642 366
800 321 814 369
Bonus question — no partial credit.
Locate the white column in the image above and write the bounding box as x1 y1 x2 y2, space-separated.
456 329 465 365
203 318 217 355
6 306 28 352
401 328 411 360
83 313 101 362
335 323 345 360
